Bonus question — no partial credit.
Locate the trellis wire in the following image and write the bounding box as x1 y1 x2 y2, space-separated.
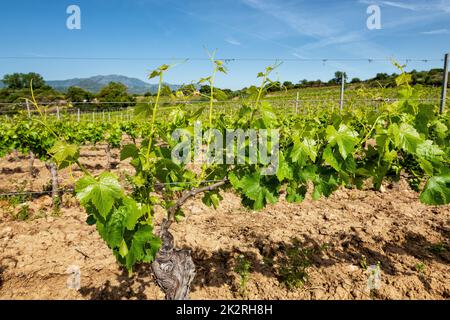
0 56 444 62
0 96 446 107
0 97 447 116
0 180 227 198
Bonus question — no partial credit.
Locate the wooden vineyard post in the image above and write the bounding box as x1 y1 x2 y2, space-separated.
45 161 60 208
56 106 60 120
295 91 299 114
29 151 36 178
340 73 345 112
26 100 31 118
440 53 449 114
77 109 80 122
105 144 111 171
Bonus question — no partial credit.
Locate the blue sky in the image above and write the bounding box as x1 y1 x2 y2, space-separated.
1 0 450 89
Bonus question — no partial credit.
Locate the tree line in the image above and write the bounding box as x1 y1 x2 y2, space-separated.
1 68 448 110
0 73 135 109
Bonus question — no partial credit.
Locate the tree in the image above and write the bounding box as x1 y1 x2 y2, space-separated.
2 72 46 89
351 78 362 84
333 71 348 85
199 85 211 95
2 73 22 89
22 73 46 89
96 82 135 109
66 86 93 103
180 84 197 96
374 73 389 81
266 81 281 92
282 81 294 90
198 85 230 100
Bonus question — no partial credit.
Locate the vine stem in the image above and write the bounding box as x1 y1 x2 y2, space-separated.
357 113 386 149
199 55 218 184
161 179 227 233
75 160 91 176
249 73 267 125
27 81 59 139
146 72 163 160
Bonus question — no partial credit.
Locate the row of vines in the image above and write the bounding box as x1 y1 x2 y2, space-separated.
0 58 449 299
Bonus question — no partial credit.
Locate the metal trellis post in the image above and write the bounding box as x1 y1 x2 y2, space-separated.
339 73 345 112
440 53 449 114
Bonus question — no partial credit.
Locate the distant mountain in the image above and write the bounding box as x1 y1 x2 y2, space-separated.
46 75 181 94
0 80 4 88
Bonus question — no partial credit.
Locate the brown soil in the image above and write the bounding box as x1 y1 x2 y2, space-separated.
0 148 449 300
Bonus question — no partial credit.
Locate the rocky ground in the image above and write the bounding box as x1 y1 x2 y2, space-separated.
0 147 449 300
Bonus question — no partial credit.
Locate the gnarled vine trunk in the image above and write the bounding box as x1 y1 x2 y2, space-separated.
12 149 19 161
29 151 36 178
150 180 226 300
45 161 59 208
151 219 196 300
105 144 111 171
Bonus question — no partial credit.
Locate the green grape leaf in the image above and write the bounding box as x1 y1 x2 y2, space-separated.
291 137 317 164
125 225 161 272
120 144 139 161
420 174 450 205
119 240 129 258
322 145 341 171
312 174 339 200
49 141 79 169
326 124 358 159
277 152 293 181
75 172 123 218
389 123 422 154
174 208 185 222
418 159 434 176
240 173 262 201
415 104 436 136
202 191 223 209
433 121 448 140
416 140 445 161
260 101 277 128
104 206 127 248
134 103 153 119
395 73 412 87
122 197 146 230
286 183 307 203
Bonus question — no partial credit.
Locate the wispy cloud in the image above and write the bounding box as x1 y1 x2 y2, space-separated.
360 0 450 13
421 28 450 35
241 0 366 53
300 32 364 51
169 0 303 52
242 0 336 38
225 37 241 46
379 1 418 10
291 52 308 59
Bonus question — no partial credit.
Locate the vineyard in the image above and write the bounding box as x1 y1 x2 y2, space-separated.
0 61 449 300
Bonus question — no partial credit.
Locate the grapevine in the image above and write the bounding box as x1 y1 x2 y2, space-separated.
2 60 449 300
